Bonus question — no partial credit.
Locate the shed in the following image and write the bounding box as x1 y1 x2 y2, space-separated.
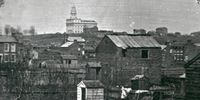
131 75 150 90
85 62 102 80
77 80 104 100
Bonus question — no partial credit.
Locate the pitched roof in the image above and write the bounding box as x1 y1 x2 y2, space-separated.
87 62 101 68
82 80 104 88
107 35 161 49
131 75 145 80
61 42 74 47
0 36 17 42
61 55 77 60
68 36 85 42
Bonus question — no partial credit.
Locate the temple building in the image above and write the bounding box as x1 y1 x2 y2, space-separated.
66 5 97 34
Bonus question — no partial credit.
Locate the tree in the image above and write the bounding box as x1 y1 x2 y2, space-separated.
175 32 181 37
0 0 4 7
29 26 36 35
4 25 11 35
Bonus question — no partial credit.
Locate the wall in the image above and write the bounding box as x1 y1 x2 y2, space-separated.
86 88 104 100
185 64 200 100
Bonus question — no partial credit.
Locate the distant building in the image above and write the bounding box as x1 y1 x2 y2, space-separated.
66 5 97 34
0 36 17 63
156 27 168 36
133 29 146 34
162 40 199 68
96 34 162 86
0 25 3 35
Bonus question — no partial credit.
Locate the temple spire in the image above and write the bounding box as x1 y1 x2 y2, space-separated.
70 5 77 19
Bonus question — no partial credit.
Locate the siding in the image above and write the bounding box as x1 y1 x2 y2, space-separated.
185 65 200 100
86 88 104 100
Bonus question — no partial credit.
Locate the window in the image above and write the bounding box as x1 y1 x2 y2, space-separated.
122 49 127 57
0 54 3 63
141 50 149 58
11 54 16 62
68 60 71 64
11 43 16 52
4 43 9 52
4 54 9 62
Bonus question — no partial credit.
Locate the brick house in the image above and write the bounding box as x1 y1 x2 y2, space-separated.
96 34 162 86
0 36 17 63
184 53 200 100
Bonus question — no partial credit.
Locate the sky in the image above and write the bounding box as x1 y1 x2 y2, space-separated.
0 0 200 34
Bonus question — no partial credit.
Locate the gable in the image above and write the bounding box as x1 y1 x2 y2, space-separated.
96 36 119 54
77 81 86 88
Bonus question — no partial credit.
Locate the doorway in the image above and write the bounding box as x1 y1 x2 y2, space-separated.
81 88 86 100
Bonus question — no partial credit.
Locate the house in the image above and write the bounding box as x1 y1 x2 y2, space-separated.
184 53 200 100
77 80 104 100
0 36 18 63
83 46 96 60
96 34 162 86
61 55 78 67
162 40 199 68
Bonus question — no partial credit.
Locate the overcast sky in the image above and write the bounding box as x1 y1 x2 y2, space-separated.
0 0 200 34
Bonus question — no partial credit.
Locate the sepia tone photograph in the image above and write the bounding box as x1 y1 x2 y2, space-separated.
0 0 200 100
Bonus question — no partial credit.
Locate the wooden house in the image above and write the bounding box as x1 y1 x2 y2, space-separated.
77 80 104 100
185 53 200 100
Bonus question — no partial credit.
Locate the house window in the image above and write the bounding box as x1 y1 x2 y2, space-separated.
4 54 9 62
141 50 149 58
122 49 127 57
66 60 71 64
4 43 9 52
11 54 16 62
11 43 16 52
0 54 3 63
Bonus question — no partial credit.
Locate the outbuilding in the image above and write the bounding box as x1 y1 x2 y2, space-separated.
77 80 104 100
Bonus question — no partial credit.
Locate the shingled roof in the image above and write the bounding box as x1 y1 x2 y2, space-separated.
0 36 17 43
107 35 161 49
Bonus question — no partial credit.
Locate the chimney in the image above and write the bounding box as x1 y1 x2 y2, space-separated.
63 33 69 43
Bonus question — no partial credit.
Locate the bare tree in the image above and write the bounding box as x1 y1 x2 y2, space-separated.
0 0 4 7
29 26 36 35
